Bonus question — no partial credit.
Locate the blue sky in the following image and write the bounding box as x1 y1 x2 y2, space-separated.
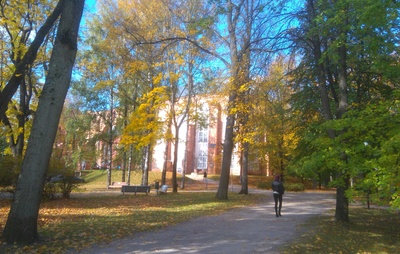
83 0 97 22
80 0 97 30
86 0 96 10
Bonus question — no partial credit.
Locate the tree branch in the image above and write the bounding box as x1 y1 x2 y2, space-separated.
134 36 230 67
0 0 66 124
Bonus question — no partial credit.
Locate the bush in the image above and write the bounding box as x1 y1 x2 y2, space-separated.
43 182 59 199
256 178 306 192
44 158 85 199
44 175 85 199
0 156 21 192
0 156 84 198
257 180 273 189
285 183 305 192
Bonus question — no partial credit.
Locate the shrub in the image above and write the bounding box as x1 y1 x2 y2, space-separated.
43 182 59 199
257 180 273 189
44 174 85 199
256 177 306 192
44 158 85 199
285 183 305 192
0 156 21 192
0 156 84 198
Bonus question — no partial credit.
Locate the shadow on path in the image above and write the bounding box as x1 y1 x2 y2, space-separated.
76 191 335 254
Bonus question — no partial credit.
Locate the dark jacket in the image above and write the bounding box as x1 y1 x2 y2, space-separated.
272 180 285 195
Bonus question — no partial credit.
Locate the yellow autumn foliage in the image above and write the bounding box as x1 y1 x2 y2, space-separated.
121 87 169 150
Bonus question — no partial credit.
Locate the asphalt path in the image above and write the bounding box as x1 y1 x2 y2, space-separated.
75 190 336 254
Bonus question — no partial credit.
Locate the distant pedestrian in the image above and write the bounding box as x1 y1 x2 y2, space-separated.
203 171 207 181
271 175 285 217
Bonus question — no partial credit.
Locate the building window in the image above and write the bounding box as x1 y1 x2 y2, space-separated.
198 128 208 143
197 150 207 169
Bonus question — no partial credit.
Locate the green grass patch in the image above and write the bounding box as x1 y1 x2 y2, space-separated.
282 208 400 253
77 170 163 191
77 170 218 192
285 183 305 192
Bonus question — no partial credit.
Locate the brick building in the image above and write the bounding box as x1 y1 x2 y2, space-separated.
86 96 268 176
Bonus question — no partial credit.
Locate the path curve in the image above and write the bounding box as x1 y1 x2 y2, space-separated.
75 191 335 254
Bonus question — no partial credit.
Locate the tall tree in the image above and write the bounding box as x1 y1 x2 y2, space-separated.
2 0 84 243
250 55 296 178
215 0 285 200
163 0 211 192
90 0 171 186
77 3 142 185
94 0 212 190
289 0 400 221
120 87 169 184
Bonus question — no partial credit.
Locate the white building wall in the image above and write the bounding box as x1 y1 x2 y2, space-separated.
151 99 241 176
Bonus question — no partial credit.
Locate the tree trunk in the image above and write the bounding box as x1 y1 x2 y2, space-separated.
107 144 112 188
216 0 241 200
127 145 133 185
162 140 169 186
307 0 336 138
335 177 349 221
144 144 152 186
162 119 172 186
122 103 128 182
14 79 27 156
306 0 350 222
216 111 236 200
335 39 349 222
141 147 146 184
2 0 84 244
172 132 179 193
122 150 127 182
141 145 150 186
107 87 114 188
181 113 191 190
238 141 249 195
337 44 348 119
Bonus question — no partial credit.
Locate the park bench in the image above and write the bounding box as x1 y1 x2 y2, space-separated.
121 185 151 195
108 182 127 189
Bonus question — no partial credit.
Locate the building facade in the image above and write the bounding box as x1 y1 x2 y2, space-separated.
86 96 268 176
151 97 241 176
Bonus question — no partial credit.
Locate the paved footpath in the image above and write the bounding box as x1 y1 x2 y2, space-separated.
75 191 336 254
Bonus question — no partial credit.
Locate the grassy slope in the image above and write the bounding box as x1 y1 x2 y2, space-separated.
78 170 219 191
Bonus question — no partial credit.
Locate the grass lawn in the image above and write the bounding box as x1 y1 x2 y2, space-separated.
0 193 262 253
78 170 221 191
0 171 262 253
282 207 400 254
0 170 399 253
